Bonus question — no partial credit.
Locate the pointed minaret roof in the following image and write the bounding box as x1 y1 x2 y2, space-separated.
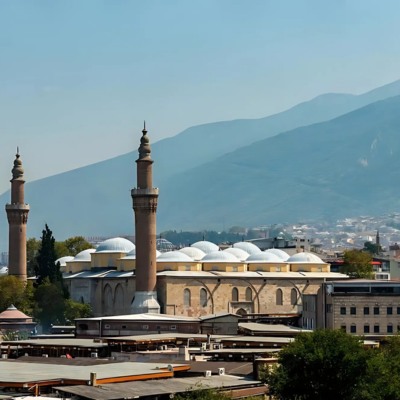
138 121 152 160
11 148 24 181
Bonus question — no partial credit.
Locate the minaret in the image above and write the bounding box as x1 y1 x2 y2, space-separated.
376 230 381 254
6 149 30 281
131 124 160 314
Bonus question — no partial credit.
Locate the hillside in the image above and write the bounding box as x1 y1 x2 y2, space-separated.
159 95 400 229
1 80 400 243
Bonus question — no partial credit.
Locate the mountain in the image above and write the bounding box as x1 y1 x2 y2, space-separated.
1 79 400 244
159 95 400 229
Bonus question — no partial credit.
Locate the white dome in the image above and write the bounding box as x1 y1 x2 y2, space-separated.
74 249 96 261
157 251 194 262
122 249 161 260
55 256 74 266
202 251 239 263
264 248 290 261
233 242 262 255
287 252 324 264
179 247 206 261
223 247 250 261
247 252 283 263
191 241 219 254
95 238 135 253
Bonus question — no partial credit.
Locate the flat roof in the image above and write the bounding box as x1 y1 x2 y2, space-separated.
77 313 199 322
0 360 189 387
239 323 311 334
1 338 107 348
55 375 266 400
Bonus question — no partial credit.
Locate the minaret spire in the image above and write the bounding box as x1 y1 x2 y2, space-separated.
6 151 30 281
131 124 160 314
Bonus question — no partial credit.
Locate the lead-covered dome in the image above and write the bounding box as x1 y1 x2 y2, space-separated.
223 247 250 261
157 251 194 262
191 241 219 254
287 252 324 263
95 238 135 253
55 256 74 266
179 247 206 261
247 252 283 263
202 251 239 262
233 242 262 255
264 248 290 261
74 248 96 261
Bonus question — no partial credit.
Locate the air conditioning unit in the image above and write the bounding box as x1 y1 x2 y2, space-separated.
91 352 98 358
201 343 207 351
42 354 48 358
218 368 225 376
204 370 212 377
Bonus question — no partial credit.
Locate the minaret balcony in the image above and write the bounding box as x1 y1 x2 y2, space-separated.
6 203 30 211
131 188 159 196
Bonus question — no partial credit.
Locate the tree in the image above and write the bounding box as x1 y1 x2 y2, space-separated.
64 299 92 323
26 238 40 277
33 279 66 331
265 329 370 400
360 336 400 400
63 236 91 256
340 249 374 279
363 241 382 255
0 276 34 314
34 224 63 286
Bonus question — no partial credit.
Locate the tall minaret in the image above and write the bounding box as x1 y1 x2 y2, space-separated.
6 150 30 281
131 124 160 314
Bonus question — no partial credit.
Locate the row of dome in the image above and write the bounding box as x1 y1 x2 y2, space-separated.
56 238 325 265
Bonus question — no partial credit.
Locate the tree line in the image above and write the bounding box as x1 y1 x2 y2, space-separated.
0 225 92 333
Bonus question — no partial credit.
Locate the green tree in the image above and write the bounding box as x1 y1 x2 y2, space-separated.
35 224 63 285
26 238 40 277
0 276 34 314
175 385 230 400
265 329 370 400
340 249 374 279
33 279 66 331
63 236 92 256
363 241 382 255
64 299 92 323
361 336 400 400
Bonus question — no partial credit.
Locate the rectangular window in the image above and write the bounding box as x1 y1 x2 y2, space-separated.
364 307 370 315
387 307 393 315
142 325 149 330
397 307 400 315
387 325 393 334
326 304 333 313
364 325 370 334
340 325 346 332
170 325 177 330
350 325 356 333
340 307 346 315
374 325 380 333
350 307 356 315
374 307 380 315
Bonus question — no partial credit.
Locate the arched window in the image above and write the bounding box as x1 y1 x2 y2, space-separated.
291 288 298 305
114 284 125 315
232 287 239 302
184 288 191 307
276 288 283 306
245 287 252 301
200 288 208 307
103 284 113 315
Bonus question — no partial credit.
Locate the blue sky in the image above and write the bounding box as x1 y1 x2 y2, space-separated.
0 0 400 193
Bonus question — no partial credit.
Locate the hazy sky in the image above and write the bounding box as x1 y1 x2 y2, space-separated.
1 0 400 193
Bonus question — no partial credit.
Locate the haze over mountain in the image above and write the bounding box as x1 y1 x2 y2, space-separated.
1 79 400 247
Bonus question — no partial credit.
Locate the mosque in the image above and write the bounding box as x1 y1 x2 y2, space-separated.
5 126 347 325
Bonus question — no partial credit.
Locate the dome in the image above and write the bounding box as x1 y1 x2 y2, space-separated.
247 252 283 263
156 238 175 253
264 248 290 261
287 252 324 264
0 305 31 320
74 248 96 261
202 251 239 263
122 249 161 260
233 242 262 255
55 256 74 267
191 241 219 254
157 251 194 262
95 238 135 253
223 247 250 261
179 247 206 261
